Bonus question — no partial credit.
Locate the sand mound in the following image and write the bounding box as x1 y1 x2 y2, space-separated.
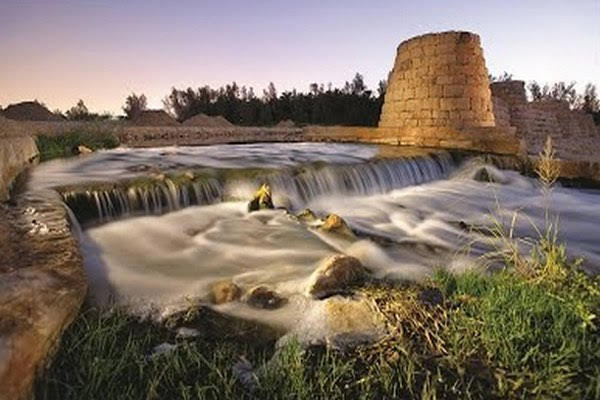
182 113 234 127
275 119 297 128
131 110 179 126
3 101 63 121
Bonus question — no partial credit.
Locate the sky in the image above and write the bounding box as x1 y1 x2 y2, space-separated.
1 0 598 115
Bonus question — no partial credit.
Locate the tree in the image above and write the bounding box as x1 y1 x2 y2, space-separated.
578 83 599 114
489 71 513 82
123 93 147 119
66 99 91 121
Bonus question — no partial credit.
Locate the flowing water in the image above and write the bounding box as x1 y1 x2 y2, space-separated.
30 143 600 339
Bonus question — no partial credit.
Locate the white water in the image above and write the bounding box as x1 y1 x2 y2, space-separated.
75 156 600 338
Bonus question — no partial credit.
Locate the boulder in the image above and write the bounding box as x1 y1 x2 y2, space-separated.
322 295 385 350
245 285 286 309
306 255 368 299
319 214 355 237
247 183 274 212
211 281 241 305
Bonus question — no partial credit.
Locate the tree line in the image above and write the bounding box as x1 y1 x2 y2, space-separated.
15 74 598 128
157 73 386 126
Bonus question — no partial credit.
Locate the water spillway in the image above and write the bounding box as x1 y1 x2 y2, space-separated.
57 153 453 224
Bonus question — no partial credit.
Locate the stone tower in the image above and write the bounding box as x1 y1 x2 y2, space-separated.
379 31 495 129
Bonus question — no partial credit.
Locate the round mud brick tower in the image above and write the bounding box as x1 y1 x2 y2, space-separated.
379 31 495 129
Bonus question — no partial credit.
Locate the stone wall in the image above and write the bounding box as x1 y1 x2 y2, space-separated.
490 81 599 155
379 31 495 129
0 116 39 201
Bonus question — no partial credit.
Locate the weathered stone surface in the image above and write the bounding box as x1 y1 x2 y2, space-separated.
0 190 86 400
306 255 368 299
210 281 242 305
380 31 494 130
245 286 286 309
321 295 385 349
247 183 274 212
0 135 38 201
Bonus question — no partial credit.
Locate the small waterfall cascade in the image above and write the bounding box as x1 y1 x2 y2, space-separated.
62 152 454 224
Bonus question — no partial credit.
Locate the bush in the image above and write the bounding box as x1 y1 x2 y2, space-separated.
36 130 119 161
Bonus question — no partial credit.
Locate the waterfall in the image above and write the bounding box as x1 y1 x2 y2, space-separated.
62 152 454 224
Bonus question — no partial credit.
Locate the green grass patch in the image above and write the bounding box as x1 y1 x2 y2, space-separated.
36 130 120 161
37 265 600 399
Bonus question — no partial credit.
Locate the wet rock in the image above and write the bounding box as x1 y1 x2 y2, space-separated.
184 171 195 180
211 280 242 305
296 208 318 223
72 145 93 155
245 285 286 309
247 183 275 212
319 214 355 237
306 255 368 299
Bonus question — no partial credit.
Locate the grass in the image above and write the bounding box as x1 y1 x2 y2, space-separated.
36 260 600 399
36 130 120 161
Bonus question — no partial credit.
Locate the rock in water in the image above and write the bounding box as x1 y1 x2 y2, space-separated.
296 208 318 223
247 183 274 212
211 281 242 305
245 285 286 309
72 145 93 155
306 255 368 299
319 214 355 237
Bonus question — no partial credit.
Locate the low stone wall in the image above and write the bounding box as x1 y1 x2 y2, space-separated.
304 125 524 155
120 126 304 147
0 117 39 201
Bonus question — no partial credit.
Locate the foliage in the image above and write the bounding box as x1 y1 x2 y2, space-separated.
65 99 112 121
123 92 148 119
527 81 600 125
162 73 385 126
489 71 513 82
36 130 119 161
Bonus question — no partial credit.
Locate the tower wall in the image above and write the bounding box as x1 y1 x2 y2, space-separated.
379 31 495 129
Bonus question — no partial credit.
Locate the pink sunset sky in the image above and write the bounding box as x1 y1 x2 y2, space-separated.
1 0 598 115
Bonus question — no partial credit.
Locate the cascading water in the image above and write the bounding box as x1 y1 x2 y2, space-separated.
59 152 454 224
26 142 600 342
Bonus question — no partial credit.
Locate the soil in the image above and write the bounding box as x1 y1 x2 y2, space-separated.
130 110 179 126
2 101 63 122
182 113 234 127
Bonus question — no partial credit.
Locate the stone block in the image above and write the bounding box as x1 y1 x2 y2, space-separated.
443 85 465 98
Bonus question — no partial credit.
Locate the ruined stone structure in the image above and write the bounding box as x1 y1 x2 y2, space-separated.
380 31 495 129
490 81 599 156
